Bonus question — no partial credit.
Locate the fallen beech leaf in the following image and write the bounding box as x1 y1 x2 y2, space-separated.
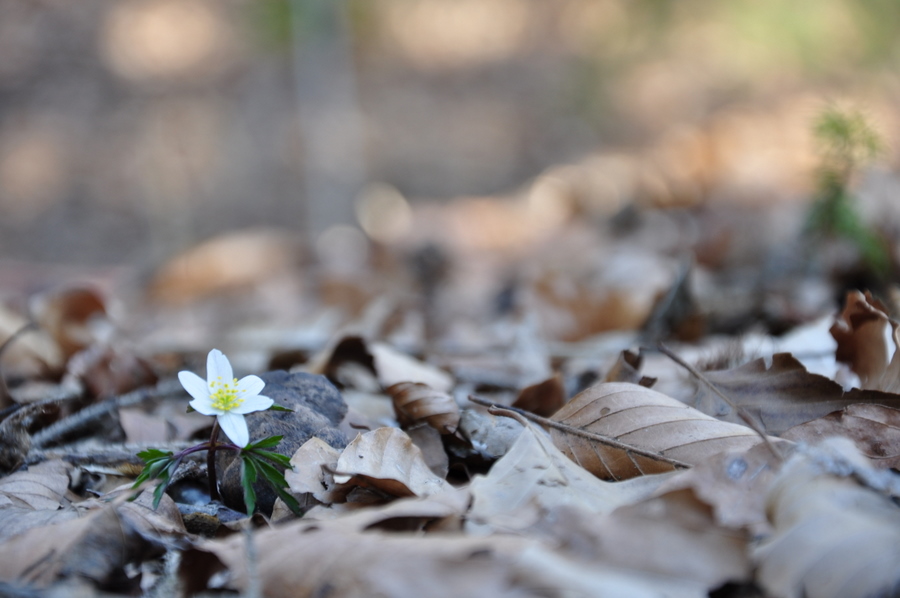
0 304 64 381
532 490 751 591
669 353 900 435
0 489 185 588
310 336 454 392
406 424 449 478
387 381 460 434
549 382 763 480
66 345 158 399
754 438 900 598
782 403 900 469
655 442 790 534
182 523 692 598
467 420 671 535
285 437 346 506
457 408 524 459
830 290 896 389
334 427 449 497
511 374 566 417
29 286 108 360
0 460 71 510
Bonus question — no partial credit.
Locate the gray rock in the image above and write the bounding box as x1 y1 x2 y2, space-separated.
217 371 347 514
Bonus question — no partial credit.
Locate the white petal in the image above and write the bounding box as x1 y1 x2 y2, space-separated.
179 371 211 403
207 349 233 387
236 374 265 398
190 398 219 416
218 412 249 447
231 393 274 415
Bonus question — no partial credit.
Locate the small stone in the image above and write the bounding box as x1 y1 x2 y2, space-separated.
217 371 347 514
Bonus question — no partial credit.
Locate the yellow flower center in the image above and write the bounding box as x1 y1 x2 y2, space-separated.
209 377 244 411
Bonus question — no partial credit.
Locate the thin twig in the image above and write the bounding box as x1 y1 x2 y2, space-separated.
656 343 785 462
30 378 185 449
26 440 198 468
467 395 692 470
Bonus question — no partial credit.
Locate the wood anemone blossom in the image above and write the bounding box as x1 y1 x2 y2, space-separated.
178 349 273 448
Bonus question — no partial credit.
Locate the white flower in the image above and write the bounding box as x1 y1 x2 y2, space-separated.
178 349 273 447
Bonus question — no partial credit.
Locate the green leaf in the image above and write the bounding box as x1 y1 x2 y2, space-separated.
241 455 260 515
249 449 293 469
245 435 284 450
137 448 172 462
132 454 174 489
268 404 293 412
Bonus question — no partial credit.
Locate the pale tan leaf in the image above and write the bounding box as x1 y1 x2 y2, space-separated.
530 490 751 591
549 382 762 480
29 285 108 360
182 522 698 598
387 381 460 434
754 438 900 598
0 490 185 588
467 420 672 535
285 437 345 505
0 460 71 511
334 427 449 497
369 342 454 392
783 403 900 469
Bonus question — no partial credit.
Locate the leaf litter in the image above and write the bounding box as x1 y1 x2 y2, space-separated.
4 187 900 597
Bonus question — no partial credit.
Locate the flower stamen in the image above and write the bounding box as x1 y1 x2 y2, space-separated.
209 377 244 411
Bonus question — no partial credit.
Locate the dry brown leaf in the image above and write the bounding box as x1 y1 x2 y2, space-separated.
511 374 566 417
406 424 449 478
182 522 699 598
0 460 76 542
654 441 789 534
285 437 346 506
387 381 460 434
830 289 895 389
0 489 185 588
334 427 449 498
29 285 108 361
0 304 64 382
549 382 763 480
531 490 751 591
754 438 900 598
309 335 454 392
467 419 671 535
66 344 158 399
782 403 900 469
670 353 900 435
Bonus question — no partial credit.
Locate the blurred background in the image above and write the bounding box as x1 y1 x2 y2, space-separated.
2 0 899 268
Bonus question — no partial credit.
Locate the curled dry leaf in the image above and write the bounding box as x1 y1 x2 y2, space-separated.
754 438 900 598
386 381 460 434
549 382 763 480
604 349 656 387
334 427 449 498
782 403 900 469
830 290 900 392
467 419 671 535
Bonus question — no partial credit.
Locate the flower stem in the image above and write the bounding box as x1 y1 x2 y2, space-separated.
207 420 221 501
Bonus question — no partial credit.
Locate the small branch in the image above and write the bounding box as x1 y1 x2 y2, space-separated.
30 378 185 450
468 395 692 470
657 343 784 462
